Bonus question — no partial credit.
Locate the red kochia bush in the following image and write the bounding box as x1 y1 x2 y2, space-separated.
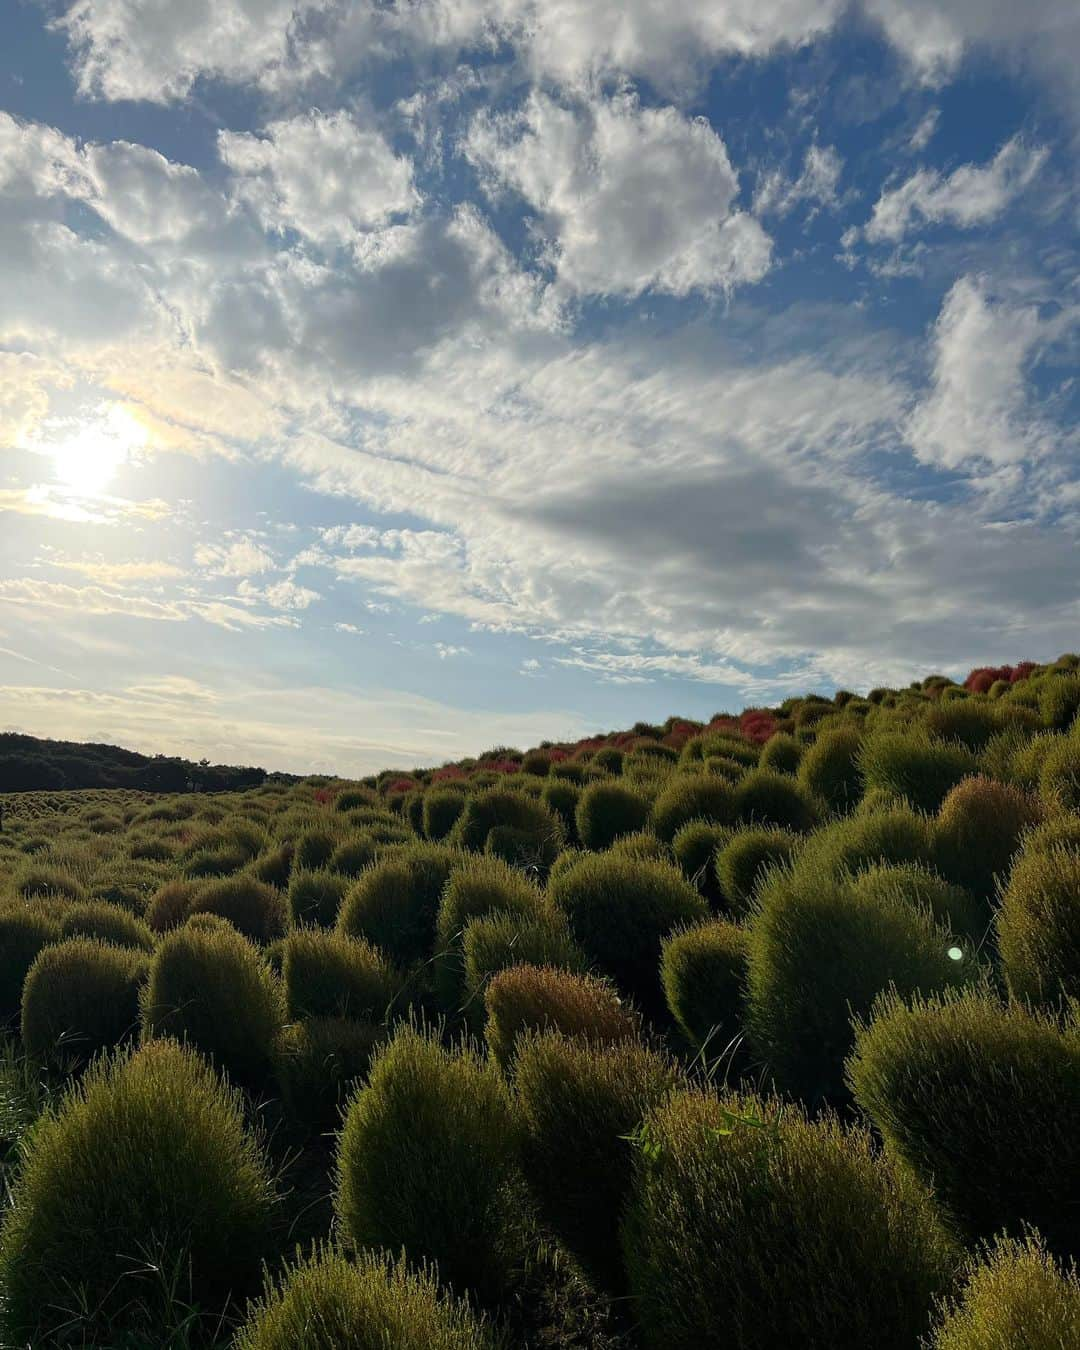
740 709 779 744
964 662 1038 693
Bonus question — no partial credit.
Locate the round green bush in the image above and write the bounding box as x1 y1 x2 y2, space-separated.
851 863 983 940
650 775 736 844
932 776 1041 905
715 826 800 916
484 964 638 1069
515 1030 681 1290
294 828 339 871
274 1018 386 1133
336 1026 522 1302
621 1088 953 1350
1041 674 1080 731
591 746 624 773
435 855 546 1010
734 769 820 831
14 863 86 902
461 909 585 1019
1011 731 1063 789
0 905 60 1026
21 938 148 1068
796 726 863 813
929 1235 1080 1350
925 699 1003 751
1039 735 1080 812
747 863 971 1103
336 788 375 811
188 876 288 944
337 844 460 967
288 868 348 928
141 921 286 1085
328 835 379 877
859 734 979 813
758 732 801 774
0 1040 275 1345
661 920 749 1052
997 845 1080 1004
145 878 200 933
233 1246 495 1350
57 900 154 951
282 928 404 1021
540 780 580 844
671 819 730 907
572 781 648 850
450 789 564 871
848 988 1080 1252
549 854 708 1015
797 803 933 879
607 829 672 863
423 789 467 841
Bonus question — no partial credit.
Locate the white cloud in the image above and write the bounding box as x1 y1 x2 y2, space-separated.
219 110 420 247
754 143 843 217
434 642 470 658
195 537 276 576
905 275 1061 469
865 136 1048 243
465 91 771 299
908 109 940 152
238 578 321 610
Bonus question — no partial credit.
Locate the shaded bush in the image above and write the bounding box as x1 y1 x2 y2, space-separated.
141 921 285 1085
0 1040 275 1345
607 830 671 863
0 906 60 1026
798 803 932 879
14 863 85 902
671 819 730 904
796 725 863 812
925 699 1002 751
860 734 978 813
929 1235 1080 1350
515 1031 680 1289
758 732 801 774
288 867 348 928
851 863 983 940
651 775 736 844
274 1018 386 1133
484 964 637 1069
188 875 288 945
57 900 154 951
145 877 200 933
540 779 580 844
621 1089 953 1350
932 775 1041 905
22 939 148 1068
848 988 1080 1253
451 789 564 871
336 1026 521 1302
462 909 586 1018
294 828 339 871
734 769 820 831
747 864 970 1103
997 845 1080 1004
715 826 800 916
661 920 748 1052
337 844 460 967
574 781 649 850
592 746 624 773
234 1246 495 1350
1039 734 1080 812
328 835 379 877
282 928 403 1021
1041 673 1080 731
423 788 467 841
549 854 707 1015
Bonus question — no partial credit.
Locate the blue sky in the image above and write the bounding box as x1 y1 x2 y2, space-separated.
0 0 1077 774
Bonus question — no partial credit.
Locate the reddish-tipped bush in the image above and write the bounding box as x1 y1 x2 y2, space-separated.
484 964 637 1068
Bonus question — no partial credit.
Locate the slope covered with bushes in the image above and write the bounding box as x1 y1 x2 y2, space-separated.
1 651 1079 1347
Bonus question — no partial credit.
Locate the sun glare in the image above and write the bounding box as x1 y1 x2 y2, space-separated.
50 405 149 496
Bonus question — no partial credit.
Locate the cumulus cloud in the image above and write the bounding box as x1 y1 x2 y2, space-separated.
864 136 1048 243
465 91 771 298
195 537 276 576
219 110 420 246
905 275 1063 469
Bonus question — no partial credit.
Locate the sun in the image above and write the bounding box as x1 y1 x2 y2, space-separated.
50 405 149 496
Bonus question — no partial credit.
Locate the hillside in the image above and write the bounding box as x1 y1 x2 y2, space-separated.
0 651 1078 1347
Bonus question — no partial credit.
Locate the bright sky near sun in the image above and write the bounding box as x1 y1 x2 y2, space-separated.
0 0 1077 775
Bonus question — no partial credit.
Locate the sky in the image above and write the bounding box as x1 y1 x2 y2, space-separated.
0 0 1078 776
